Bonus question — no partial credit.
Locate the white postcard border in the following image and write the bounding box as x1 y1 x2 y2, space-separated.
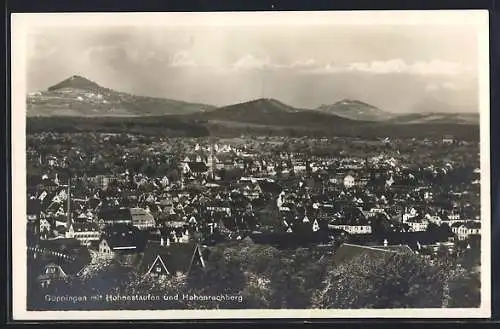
11 10 491 320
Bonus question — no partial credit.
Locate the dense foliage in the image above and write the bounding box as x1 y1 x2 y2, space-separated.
27 116 479 141
312 252 447 308
27 116 210 137
27 241 480 310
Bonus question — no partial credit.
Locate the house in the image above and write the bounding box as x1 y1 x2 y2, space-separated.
331 243 412 265
426 215 443 225
405 218 428 232
65 222 101 246
39 218 52 233
139 242 206 277
456 222 481 241
28 239 91 288
451 222 462 235
242 184 263 200
364 208 387 219
36 257 88 288
343 175 356 189
92 175 112 190
206 201 232 216
183 162 209 176
442 135 455 144
355 178 370 188
99 225 146 257
328 224 372 235
446 212 461 221
373 244 415 255
130 207 156 230
311 219 321 232
162 219 187 229
98 238 115 257
328 174 344 186
99 207 133 226
402 207 419 223
293 162 307 173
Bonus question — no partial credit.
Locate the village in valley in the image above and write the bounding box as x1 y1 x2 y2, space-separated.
16 11 489 313
25 130 482 309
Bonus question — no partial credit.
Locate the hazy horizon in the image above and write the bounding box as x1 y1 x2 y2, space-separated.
26 14 481 114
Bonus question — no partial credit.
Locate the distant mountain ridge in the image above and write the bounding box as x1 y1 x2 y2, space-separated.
26 75 479 127
316 99 395 122
193 98 362 128
47 75 104 92
27 75 215 117
387 112 479 125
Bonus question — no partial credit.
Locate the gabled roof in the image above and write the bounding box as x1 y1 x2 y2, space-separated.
188 162 208 173
30 243 91 277
99 207 132 222
43 254 89 277
369 245 415 255
331 243 397 265
147 255 170 275
139 242 205 275
463 222 481 229
130 207 155 223
38 238 82 251
42 179 60 187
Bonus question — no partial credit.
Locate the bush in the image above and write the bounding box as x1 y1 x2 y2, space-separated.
312 252 448 309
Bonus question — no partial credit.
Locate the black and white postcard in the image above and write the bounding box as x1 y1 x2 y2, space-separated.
11 10 491 320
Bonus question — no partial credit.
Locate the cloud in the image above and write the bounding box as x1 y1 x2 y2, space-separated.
27 34 58 60
85 45 127 63
346 59 407 74
426 81 464 92
289 58 320 68
227 56 470 77
313 59 470 76
80 45 472 78
169 51 198 68
232 54 274 70
230 55 330 72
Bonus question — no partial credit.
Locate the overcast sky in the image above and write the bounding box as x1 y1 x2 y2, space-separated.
26 22 481 113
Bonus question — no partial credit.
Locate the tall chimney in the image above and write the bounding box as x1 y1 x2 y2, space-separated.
66 176 72 229
179 164 185 190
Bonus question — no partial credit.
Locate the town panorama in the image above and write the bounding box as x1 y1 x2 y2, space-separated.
20 15 485 312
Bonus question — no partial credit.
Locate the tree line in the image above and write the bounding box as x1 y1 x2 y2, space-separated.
27 239 480 311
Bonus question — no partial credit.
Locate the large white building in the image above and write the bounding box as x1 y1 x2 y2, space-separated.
65 222 101 246
453 222 481 240
406 219 428 232
329 224 372 234
343 175 356 189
